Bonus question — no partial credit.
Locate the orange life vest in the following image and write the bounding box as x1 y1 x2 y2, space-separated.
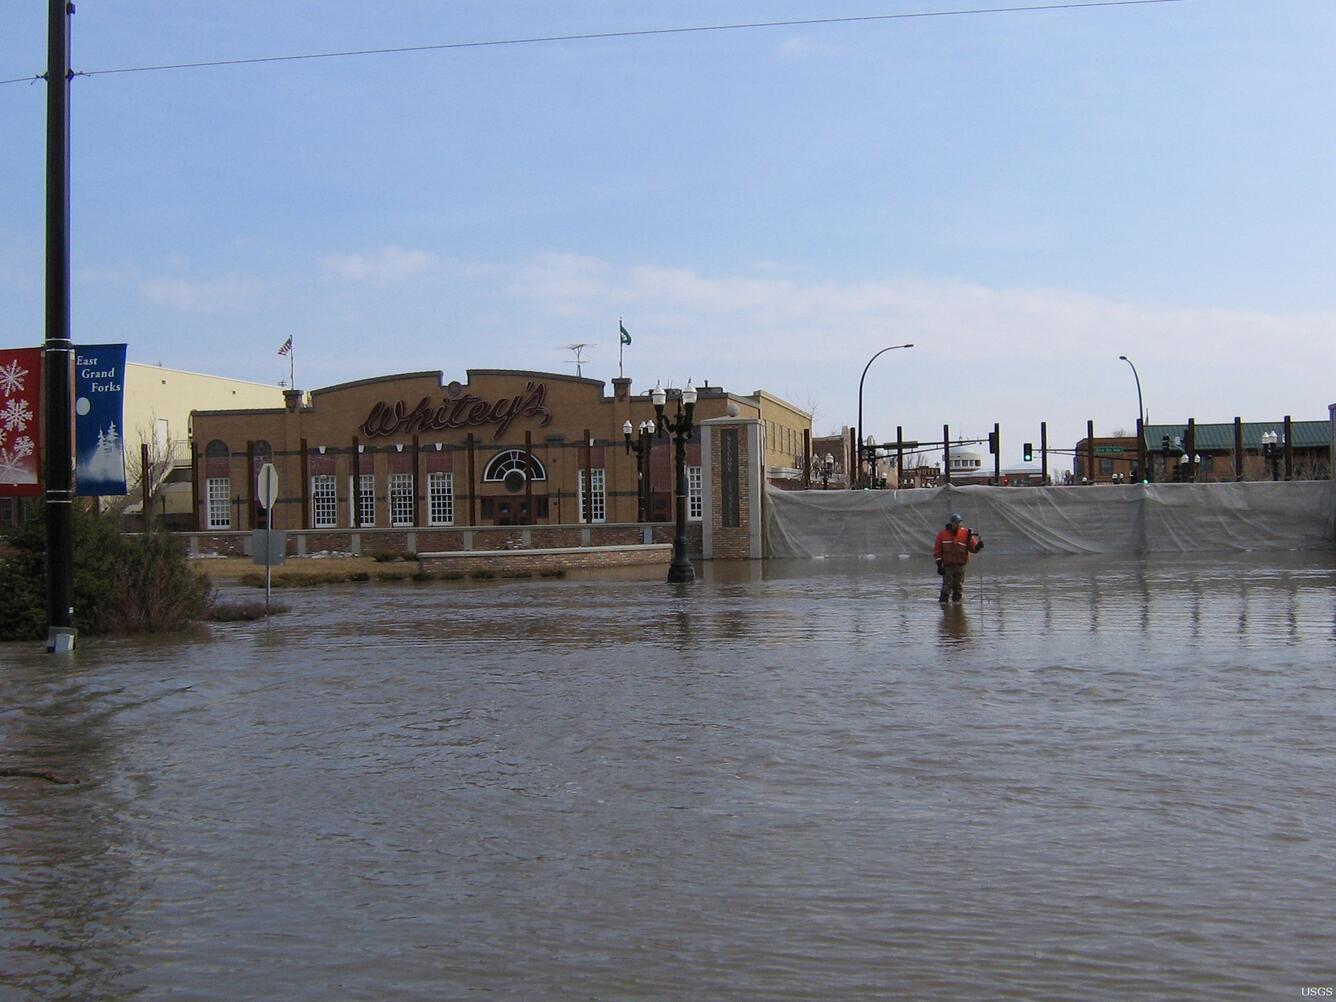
934 526 979 567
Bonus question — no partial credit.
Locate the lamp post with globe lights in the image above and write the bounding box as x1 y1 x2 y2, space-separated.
1260 430 1281 481
622 418 655 522
652 384 697 584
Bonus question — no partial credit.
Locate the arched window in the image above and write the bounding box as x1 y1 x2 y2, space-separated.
483 450 547 482
204 440 231 529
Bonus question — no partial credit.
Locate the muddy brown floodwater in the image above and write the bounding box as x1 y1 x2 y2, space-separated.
2 552 1335 1000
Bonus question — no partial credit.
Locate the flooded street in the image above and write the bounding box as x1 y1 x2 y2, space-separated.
3 552 1335 1000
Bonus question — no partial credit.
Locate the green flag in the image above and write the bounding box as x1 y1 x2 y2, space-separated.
619 322 632 346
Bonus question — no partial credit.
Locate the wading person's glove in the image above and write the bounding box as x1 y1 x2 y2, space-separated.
936 559 943 575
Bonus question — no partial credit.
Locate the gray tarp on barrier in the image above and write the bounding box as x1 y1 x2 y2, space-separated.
765 481 1336 558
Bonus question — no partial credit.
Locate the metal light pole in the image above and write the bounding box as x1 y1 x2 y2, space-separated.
1118 355 1146 482
44 0 77 653
652 384 697 584
623 418 655 522
857 343 913 489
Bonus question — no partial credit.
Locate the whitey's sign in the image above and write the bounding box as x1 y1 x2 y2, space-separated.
359 381 553 440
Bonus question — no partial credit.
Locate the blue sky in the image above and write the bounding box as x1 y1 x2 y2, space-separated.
3 1 1333 460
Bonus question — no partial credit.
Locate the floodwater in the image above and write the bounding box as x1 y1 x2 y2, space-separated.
2 552 1335 1001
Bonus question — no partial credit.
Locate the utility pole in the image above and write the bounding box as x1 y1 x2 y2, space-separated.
44 0 76 653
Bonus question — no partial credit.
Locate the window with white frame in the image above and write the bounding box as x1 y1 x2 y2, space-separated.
354 473 375 527
312 474 337 528
390 473 414 527
577 468 606 523
206 477 231 529
688 465 703 521
428 471 454 526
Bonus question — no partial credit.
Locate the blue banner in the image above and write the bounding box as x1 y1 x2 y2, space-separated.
74 344 128 496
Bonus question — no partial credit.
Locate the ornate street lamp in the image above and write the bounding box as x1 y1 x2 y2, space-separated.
623 418 655 522
1261 430 1280 481
652 383 697 584
857 343 913 488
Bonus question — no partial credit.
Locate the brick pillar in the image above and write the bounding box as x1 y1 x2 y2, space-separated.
699 416 763 560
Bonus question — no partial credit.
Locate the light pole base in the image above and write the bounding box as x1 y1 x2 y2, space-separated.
667 559 695 584
46 626 77 654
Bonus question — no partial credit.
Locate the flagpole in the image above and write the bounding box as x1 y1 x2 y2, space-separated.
618 318 624 380
289 340 294 388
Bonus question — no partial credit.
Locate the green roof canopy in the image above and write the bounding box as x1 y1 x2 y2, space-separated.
1143 421 1330 451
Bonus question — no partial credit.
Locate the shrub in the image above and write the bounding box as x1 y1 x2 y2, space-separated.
0 508 213 640
114 524 214 632
372 552 398 563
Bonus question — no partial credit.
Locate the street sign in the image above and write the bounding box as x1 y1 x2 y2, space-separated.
256 463 279 509
251 529 286 566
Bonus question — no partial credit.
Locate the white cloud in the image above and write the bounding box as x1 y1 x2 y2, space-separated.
108 249 1336 452
139 273 272 313
499 253 1336 444
321 245 438 285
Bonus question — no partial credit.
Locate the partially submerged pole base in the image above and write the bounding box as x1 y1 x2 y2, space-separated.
46 626 76 654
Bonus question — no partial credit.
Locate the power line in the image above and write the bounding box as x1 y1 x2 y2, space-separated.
2 0 1185 86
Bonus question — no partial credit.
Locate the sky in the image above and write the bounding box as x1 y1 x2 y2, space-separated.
2 1 1333 463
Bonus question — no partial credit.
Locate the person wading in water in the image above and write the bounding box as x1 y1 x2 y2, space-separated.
934 512 984 603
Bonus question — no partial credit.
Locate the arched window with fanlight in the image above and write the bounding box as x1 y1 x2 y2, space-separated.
204 439 231 529
482 450 547 493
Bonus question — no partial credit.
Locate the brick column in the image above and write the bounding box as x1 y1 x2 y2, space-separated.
699 416 763 560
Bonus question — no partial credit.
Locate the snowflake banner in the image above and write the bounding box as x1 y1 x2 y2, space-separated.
75 344 128 496
0 347 41 496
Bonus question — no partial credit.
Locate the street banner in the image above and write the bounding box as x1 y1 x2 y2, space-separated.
0 347 42 497
74 343 128 496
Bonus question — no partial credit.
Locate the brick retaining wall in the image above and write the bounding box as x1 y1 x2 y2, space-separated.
178 522 700 560
419 544 672 575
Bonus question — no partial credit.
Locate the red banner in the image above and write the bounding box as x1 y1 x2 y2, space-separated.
0 348 42 496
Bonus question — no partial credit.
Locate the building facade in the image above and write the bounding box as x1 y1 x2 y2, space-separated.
188 370 790 534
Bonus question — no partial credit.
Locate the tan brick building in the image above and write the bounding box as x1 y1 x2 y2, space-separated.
189 369 805 535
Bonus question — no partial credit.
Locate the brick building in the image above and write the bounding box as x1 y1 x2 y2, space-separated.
188 369 808 535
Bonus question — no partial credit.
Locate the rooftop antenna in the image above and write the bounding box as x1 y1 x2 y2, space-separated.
559 342 594 378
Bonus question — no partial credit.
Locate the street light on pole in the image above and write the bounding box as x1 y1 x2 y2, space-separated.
652 383 697 584
1119 355 1146 481
857 343 913 489
1118 355 1144 427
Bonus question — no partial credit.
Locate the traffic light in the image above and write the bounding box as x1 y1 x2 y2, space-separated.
1022 442 1034 462
1161 434 1172 455
988 431 998 455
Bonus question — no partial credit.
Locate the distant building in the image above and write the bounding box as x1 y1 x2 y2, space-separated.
1070 436 1139 484
1075 422 1332 484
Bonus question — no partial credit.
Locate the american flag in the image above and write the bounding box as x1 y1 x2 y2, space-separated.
277 335 293 356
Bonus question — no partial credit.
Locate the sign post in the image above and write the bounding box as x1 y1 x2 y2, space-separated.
255 463 281 613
